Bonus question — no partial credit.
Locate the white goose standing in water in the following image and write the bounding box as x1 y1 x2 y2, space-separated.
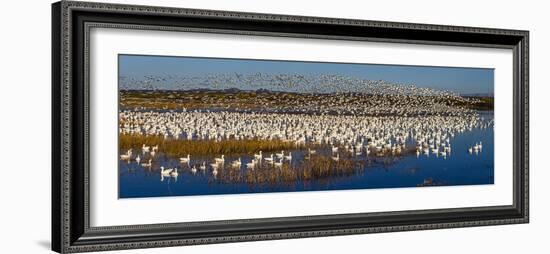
284 152 292 161
142 144 150 153
246 159 256 169
214 155 225 164
231 158 242 168
180 154 190 164
120 149 132 160
160 166 172 176
254 151 263 160
199 162 206 171
264 154 274 163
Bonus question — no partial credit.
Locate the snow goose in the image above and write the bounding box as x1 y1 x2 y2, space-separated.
284 152 292 161
179 154 190 163
214 155 225 164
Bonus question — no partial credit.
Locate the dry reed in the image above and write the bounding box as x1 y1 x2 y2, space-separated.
119 134 301 157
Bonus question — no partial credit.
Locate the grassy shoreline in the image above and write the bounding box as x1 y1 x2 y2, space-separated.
119 90 494 112
120 134 417 159
120 134 302 157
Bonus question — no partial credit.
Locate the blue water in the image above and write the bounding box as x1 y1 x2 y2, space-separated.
119 113 494 198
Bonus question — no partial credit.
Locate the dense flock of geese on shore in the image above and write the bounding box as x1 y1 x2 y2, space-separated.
122 89 478 117
120 110 491 154
119 110 492 180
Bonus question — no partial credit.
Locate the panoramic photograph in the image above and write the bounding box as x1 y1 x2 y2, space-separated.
118 54 494 198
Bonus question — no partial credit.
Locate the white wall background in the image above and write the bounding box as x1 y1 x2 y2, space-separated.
0 0 546 253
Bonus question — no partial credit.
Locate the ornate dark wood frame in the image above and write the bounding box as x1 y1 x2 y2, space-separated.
51 1 529 253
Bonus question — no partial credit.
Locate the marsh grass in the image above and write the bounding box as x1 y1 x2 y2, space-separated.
119 134 301 157
212 155 361 186
207 147 418 186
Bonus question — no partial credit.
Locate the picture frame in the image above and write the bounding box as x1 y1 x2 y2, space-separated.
51 1 529 253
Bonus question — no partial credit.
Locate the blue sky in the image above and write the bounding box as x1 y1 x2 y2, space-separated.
119 54 494 95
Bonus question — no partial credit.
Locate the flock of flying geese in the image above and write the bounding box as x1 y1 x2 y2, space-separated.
120 72 463 99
